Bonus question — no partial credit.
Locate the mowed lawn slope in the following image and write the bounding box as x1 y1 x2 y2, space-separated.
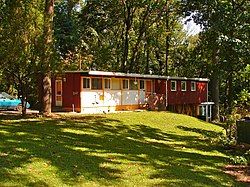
0 112 245 186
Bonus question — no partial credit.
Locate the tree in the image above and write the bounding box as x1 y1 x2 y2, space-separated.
0 0 44 115
37 0 55 115
180 0 250 118
76 0 183 75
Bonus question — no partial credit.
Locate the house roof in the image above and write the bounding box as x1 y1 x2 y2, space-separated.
65 70 209 82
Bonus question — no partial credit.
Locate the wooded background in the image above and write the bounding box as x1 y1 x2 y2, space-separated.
0 0 249 118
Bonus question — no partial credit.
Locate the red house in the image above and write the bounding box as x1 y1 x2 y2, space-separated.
52 71 213 119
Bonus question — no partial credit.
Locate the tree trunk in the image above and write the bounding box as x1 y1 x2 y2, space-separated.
38 0 54 114
211 74 220 121
38 73 52 114
165 34 170 76
121 5 131 73
227 72 234 114
165 1 170 76
145 41 149 74
43 73 52 114
155 49 163 75
18 79 27 115
211 48 220 121
129 6 150 73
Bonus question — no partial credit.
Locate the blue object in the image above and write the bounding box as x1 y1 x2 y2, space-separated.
0 92 30 111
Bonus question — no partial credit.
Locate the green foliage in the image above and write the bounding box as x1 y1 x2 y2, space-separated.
225 113 241 143
0 0 45 113
235 89 250 117
55 0 185 73
245 149 250 164
229 156 248 166
228 149 250 166
0 0 249 115
0 112 243 186
180 0 250 115
54 0 87 70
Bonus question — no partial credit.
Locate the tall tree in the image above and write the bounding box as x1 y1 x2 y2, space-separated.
77 0 183 74
38 0 55 114
181 0 250 118
0 0 44 115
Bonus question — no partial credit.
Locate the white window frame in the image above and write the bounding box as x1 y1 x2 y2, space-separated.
104 78 111 90
82 77 91 89
191 81 196 91
122 79 129 90
171 80 177 91
181 81 187 91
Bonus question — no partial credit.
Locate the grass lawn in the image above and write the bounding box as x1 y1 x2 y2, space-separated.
0 111 247 186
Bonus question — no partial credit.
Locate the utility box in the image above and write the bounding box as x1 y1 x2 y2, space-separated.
237 118 250 144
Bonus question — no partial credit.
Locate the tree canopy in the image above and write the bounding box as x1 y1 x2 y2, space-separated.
0 0 249 116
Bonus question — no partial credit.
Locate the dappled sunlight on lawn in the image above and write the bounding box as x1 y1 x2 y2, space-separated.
0 112 246 186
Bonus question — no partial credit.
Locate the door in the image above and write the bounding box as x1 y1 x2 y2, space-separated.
146 80 153 95
55 80 62 106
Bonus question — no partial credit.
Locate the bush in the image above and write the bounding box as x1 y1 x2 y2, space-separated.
235 89 250 118
225 114 241 143
229 155 248 165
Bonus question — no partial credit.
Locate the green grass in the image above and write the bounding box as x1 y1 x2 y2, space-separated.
0 111 246 186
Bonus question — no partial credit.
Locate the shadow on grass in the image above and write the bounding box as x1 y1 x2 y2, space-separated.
0 114 245 186
177 125 224 138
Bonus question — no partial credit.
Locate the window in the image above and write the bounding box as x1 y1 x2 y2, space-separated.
140 80 145 90
129 80 138 90
56 80 62 95
91 78 102 90
181 81 186 91
191 81 196 91
104 78 111 89
171 81 177 91
112 78 121 90
83 78 90 89
122 79 129 89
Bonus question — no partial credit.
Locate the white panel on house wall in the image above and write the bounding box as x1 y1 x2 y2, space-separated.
81 91 104 107
104 91 122 106
122 91 139 105
81 106 116 114
80 90 120 113
139 90 146 104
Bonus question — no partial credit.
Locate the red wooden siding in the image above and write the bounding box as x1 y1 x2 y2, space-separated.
155 79 166 94
167 80 207 105
52 73 81 111
62 73 81 110
52 71 208 113
146 80 152 93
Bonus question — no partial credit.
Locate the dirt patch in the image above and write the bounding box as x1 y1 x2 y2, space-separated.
224 165 250 183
